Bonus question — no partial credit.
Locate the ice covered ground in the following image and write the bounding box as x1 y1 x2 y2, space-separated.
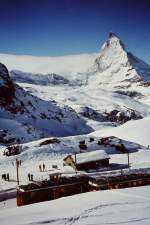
0 186 150 225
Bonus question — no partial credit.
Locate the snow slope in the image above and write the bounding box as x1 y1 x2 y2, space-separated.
92 117 150 147
0 133 142 164
0 186 150 225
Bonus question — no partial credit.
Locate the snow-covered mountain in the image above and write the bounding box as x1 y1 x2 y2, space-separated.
0 32 149 86
0 63 92 144
88 32 150 88
92 116 150 147
0 32 150 143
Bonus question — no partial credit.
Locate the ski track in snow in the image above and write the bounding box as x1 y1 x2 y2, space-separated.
17 199 150 225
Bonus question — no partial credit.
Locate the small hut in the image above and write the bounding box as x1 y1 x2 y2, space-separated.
63 150 110 171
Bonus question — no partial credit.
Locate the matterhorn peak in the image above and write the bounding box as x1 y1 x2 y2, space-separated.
91 32 128 75
108 32 118 38
89 32 150 85
101 32 125 51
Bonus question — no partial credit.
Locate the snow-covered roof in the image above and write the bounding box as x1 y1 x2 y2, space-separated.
34 170 62 178
48 170 62 176
74 150 110 165
61 166 75 174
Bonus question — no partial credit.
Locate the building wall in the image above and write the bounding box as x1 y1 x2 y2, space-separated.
63 156 76 170
17 181 89 206
76 159 109 171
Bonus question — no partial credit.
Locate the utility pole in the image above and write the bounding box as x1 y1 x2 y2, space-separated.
75 152 77 166
16 158 20 186
127 152 130 169
74 152 78 173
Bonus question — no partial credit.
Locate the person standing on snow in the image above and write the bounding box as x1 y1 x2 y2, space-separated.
39 165 42 172
7 173 9 181
28 173 31 181
43 163 45 171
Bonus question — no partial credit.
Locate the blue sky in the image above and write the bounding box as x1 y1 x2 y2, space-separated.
0 0 150 63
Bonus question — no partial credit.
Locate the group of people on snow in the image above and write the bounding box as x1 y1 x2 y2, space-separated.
27 163 46 182
27 173 34 181
2 173 10 181
39 163 46 172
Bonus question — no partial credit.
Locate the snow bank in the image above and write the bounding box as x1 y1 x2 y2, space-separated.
93 117 150 147
75 149 109 165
